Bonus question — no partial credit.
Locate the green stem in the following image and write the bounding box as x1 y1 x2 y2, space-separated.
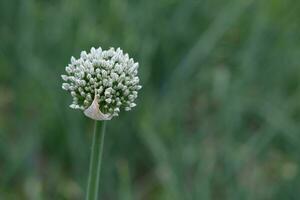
86 121 107 200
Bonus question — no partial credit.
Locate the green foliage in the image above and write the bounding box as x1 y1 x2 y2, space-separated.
1 0 300 199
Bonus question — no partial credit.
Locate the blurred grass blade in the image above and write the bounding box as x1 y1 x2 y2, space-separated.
164 0 256 94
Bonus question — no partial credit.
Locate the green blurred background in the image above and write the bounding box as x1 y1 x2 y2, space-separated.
1 0 300 199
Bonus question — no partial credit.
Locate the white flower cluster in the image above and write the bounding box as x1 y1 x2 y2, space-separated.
62 47 142 119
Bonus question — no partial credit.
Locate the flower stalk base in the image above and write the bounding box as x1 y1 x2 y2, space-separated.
86 121 107 200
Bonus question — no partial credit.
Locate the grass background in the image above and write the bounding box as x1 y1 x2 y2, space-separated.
1 0 300 199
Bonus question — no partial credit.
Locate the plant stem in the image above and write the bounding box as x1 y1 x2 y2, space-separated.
86 121 107 200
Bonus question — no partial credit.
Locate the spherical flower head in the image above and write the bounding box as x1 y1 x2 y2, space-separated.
62 47 142 120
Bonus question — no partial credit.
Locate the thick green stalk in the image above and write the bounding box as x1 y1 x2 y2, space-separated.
86 121 107 200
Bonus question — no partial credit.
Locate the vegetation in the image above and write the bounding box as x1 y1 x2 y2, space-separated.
1 0 300 199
